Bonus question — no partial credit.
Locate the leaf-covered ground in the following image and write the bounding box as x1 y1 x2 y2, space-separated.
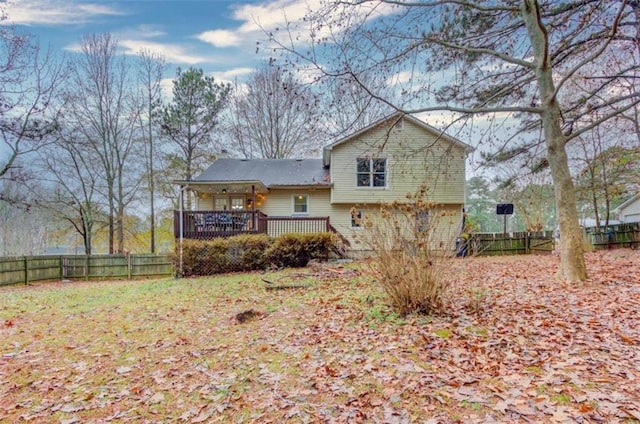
1 249 639 423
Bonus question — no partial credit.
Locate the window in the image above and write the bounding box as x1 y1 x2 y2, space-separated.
293 195 308 214
416 210 429 234
351 210 363 228
231 197 245 210
214 197 228 211
356 158 386 188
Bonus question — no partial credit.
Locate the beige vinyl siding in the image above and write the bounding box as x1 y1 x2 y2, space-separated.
328 203 463 249
618 197 640 223
259 188 332 217
196 193 214 210
330 119 467 205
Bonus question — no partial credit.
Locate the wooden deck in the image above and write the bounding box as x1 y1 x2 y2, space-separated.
173 210 333 239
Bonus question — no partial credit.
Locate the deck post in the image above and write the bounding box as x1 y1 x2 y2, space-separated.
251 185 256 231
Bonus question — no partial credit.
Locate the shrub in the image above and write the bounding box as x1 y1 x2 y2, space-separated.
353 185 458 316
176 238 230 276
227 233 271 271
264 232 340 268
176 232 341 276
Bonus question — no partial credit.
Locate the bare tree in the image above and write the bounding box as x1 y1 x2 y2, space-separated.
318 74 395 138
65 33 142 253
273 0 640 282
225 63 322 158
34 124 105 255
0 27 67 182
137 49 167 253
0 179 50 256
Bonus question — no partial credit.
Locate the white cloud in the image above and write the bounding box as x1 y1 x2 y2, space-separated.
196 30 241 48
211 67 254 84
118 39 210 65
63 38 211 65
232 0 321 34
117 24 167 40
1 0 123 25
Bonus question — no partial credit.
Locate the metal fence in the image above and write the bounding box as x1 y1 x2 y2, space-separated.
0 254 174 287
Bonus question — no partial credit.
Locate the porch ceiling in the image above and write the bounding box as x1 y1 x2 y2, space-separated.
180 181 269 195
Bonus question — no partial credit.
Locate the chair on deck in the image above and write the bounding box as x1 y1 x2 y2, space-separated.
217 213 233 231
204 213 216 230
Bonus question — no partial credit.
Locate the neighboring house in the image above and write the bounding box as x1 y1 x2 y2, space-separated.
614 194 640 223
174 113 474 249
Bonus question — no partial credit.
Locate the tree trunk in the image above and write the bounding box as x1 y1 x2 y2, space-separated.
522 0 588 282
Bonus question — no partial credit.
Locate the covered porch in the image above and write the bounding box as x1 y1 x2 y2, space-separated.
173 180 337 240
173 209 334 239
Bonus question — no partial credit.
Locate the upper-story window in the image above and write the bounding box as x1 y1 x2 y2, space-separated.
356 158 387 188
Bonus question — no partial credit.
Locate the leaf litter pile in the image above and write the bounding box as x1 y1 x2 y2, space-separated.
1 249 639 423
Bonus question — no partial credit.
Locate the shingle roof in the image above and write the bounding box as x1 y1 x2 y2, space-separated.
194 158 330 187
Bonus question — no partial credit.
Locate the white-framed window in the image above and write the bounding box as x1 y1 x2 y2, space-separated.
356 158 387 188
351 209 363 228
293 194 308 214
231 197 245 210
214 197 229 211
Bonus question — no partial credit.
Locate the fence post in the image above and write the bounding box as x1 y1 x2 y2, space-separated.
128 254 132 279
61 256 67 279
24 256 29 285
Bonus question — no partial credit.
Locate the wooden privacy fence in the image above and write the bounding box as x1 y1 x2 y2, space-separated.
468 223 640 256
583 223 640 249
469 231 555 256
0 254 174 287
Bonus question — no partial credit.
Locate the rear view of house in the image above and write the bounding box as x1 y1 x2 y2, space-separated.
174 113 473 249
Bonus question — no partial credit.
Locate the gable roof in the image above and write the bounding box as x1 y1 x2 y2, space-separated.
614 193 640 212
322 112 474 166
193 158 330 187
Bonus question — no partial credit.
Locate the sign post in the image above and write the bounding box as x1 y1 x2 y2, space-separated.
496 203 514 236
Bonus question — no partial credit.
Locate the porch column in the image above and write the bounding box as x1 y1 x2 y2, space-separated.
251 185 256 231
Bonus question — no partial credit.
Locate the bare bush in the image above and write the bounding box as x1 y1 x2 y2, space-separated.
354 187 459 316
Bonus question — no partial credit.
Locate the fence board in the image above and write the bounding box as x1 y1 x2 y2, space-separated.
0 257 30 286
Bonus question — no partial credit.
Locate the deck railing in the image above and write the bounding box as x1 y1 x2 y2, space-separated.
258 215 330 237
174 210 334 239
173 210 263 239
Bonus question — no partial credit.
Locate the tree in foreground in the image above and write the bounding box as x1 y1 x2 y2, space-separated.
273 0 640 282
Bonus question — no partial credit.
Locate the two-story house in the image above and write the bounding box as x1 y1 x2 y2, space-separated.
174 113 473 249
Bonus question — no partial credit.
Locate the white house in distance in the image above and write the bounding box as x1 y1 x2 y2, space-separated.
614 193 640 223
174 113 474 249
